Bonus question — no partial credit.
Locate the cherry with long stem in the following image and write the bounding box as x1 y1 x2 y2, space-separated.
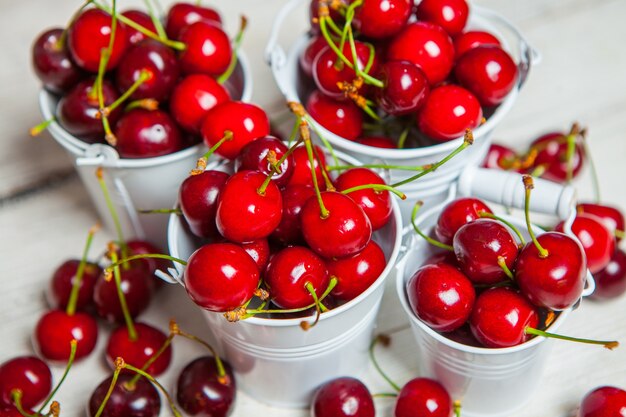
35 340 78 415
522 175 549 258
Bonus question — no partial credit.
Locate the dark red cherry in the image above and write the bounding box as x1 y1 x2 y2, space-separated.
328 240 386 301
286 144 328 189
184 243 260 312
395 377 452 417
335 168 392 230
300 36 328 77
179 170 230 239
435 198 493 245
88 373 160 417
306 90 363 141
387 22 455 85
356 135 396 149
454 30 501 59
121 10 158 45
578 386 626 417
529 131 585 183
34 310 99 361
469 287 539 348
0 405 35 417
166 2 222 40
590 249 626 301
453 218 519 284
201 101 270 160
376 60 430 116
32 28 84 93
312 377 375 417
352 0 412 39
234 136 294 187
176 356 236 417
416 84 483 142
106 323 172 377
68 9 129 72
94 266 153 323
179 21 232 77
515 232 586 310
301 191 372 259
577 202 625 242
415 0 469 36
239 239 271 272
271 185 316 246
48 259 100 311
481 143 519 171
0 357 51 409
114 108 183 158
407 263 475 332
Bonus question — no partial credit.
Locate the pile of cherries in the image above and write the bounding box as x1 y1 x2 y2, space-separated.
300 0 519 147
32 1 243 158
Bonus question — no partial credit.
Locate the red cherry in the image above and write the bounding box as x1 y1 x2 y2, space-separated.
395 378 452 417
121 10 158 45
335 168 392 230
300 36 328 77
0 357 52 409
529 131 585 183
239 239 271 272
286 144 328 189
312 377 375 417
88 373 160 417
352 0 412 39
176 357 236 417
356 135 397 149
434 198 493 245
179 170 230 239
423 251 459 268
34 310 99 361
67 9 129 72
577 203 625 242
590 249 626 300
114 108 184 158
376 60 430 116
0 405 35 417
165 2 222 40
416 84 483 142
271 185 316 246
481 143 519 171
94 266 154 323
234 136 294 187
454 30 501 59
48 259 100 311
106 323 172 377
184 243 260 312
406 263 475 332
328 240 386 301
578 386 626 417
32 28 84 93
306 90 363 140
179 21 232 77
415 0 469 36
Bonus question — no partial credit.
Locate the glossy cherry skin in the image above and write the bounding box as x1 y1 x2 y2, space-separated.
335 168 392 230
271 185 316 246
529 131 585 183
179 21 232 77
515 232 586 310
114 108 183 158
578 386 626 417
312 377 375 417
578 202 625 242
180 170 230 239
176 356 236 417
376 61 430 116
454 30 501 59
121 10 157 45
300 36 328 77
202 101 270 160
166 2 222 40
590 249 626 300
328 240 386 301
352 0 412 39
88 373 160 417
216 171 283 243
68 9 129 72
170 74 230 134
301 191 372 259
555 213 615 274
356 136 396 148
435 198 493 245
395 378 452 417
481 143 519 171
387 22 455 85
106 323 172 377
34 310 99 361
32 28 84 92
469 287 539 348
240 239 271 272
94 266 153 323
286 145 328 189
0 357 52 409
48 259 100 311
234 136 294 187
416 84 483 142
184 243 260 312
407 263 475 332
307 90 363 141
415 0 469 36
453 218 519 284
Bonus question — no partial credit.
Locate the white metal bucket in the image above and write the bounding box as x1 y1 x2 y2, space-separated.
39 53 252 247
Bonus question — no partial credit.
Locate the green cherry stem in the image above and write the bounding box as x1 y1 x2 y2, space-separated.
454 400 462 417
109 246 138 341
411 202 454 251
346 25 383 88
124 98 159 112
141 0 167 40
303 125 329 218
11 390 37 417
122 363 183 417
522 175 549 258
396 124 411 149
102 70 151 115
303 114 340 168
497 256 514 280
524 327 619 350
217 16 248 84
201 130 233 160
57 0 94 49
96 168 129 261
312 143 336 191
137 208 182 215
66 223 100 316
29 117 56 137
341 184 406 200
127 331 175 388
579 127 601 203
478 211 526 245
93 358 123 417
300 282 323 331
369 335 402 392
173 322 229 383
327 163 428 172
372 392 399 398
37 340 78 414
105 253 188 277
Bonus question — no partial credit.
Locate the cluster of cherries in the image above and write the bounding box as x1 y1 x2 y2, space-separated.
32 1 244 158
300 0 519 147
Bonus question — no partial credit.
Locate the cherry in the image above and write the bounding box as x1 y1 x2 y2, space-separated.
106 323 172 377
376 60 430 116
0 406 35 417
169 74 230 134
88 373 160 417
352 0 412 39
335 168 392 230
454 30 501 59
184 243 260 312
577 202 625 242
312 377 375 417
48 259 100 311
114 108 183 158
176 356 236 417
68 9 129 72
481 143 519 171
121 10 157 45
287 144 328 189
356 135 397 149
34 310 99 361
201 101 270 160
406 262 475 332
395 378 452 417
416 84 483 142
179 170 230 239
529 129 585 183
32 28 84 93
590 249 626 301
386 22 455 85
235 239 270 272
435 198 493 245
578 386 626 417
271 184 316 246
415 0 469 36
94 266 153 323
300 36 328 78
306 90 363 141
0 356 52 409
234 136 294 187
328 240 386 301
124 240 170 277
178 21 232 77
165 2 222 40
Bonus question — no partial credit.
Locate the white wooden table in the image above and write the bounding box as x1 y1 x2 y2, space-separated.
1 0 625 416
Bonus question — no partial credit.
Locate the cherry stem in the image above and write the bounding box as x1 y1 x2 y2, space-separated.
454 400 462 417
66 223 100 316
103 70 151 114
497 256 514 280
141 0 167 40
137 208 182 215
328 163 428 172
94 48 116 145
346 24 383 88
93 361 123 417
528 164 546 178
579 127 601 203
125 98 159 112
397 124 411 149
11 390 36 417
313 144 336 191
524 327 619 350
372 393 399 398
478 211 526 245
127 333 175 388
411 202 454 251
300 282 323 331
522 175 549 258
122 363 183 417
616 229 625 239
173 323 229 383
316 1 343 35
30 118 56 137
105 253 188 277
303 114 340 168
369 335 402 392
37 340 78 414
303 125 330 218
57 0 94 50
96 168 129 261
217 16 247 84
257 136 303 195
341 183 406 200
109 247 138 341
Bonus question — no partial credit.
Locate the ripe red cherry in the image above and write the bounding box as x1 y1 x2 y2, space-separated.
179 170 230 239
306 90 363 141
176 357 236 417
202 101 270 160
469 287 539 348
301 191 372 259
0 357 52 409
577 203 625 242
481 143 519 171
300 36 328 77
239 239 271 272
376 61 430 116
335 168 392 230
121 10 157 45
94 266 153 323
106 323 172 377
453 218 519 284
415 0 469 36
454 30 501 59
395 378 452 417
356 136 397 149
114 108 183 158
170 74 230 134
286 145 328 189
34 310 99 361
416 84 483 142
32 28 84 93
271 185 316 246
578 386 626 417
179 21 232 77
590 249 626 300
48 259 100 311
165 2 222 40
529 131 585 183
0 405 35 417
406 263 475 332
386 22 455 85
352 0 412 39
234 136 294 187
68 9 129 72
435 198 493 245
184 243 260 312
312 377 375 417
88 373 160 417
515 232 586 310
216 170 283 243
328 240 386 301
